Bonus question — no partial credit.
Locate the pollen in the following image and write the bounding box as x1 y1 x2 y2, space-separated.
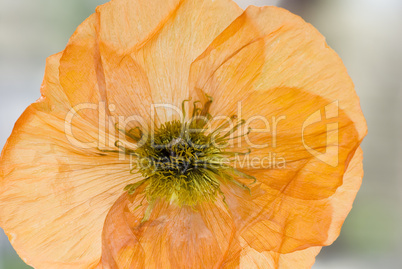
113 97 255 210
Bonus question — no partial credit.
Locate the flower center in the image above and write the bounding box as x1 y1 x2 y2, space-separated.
108 97 255 212
132 119 224 207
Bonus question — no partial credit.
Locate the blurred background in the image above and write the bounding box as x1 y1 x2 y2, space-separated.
0 0 401 268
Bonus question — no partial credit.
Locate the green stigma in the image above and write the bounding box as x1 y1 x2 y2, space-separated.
109 96 255 210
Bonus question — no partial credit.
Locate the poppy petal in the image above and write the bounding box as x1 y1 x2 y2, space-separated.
206 87 360 247
101 193 238 268
59 14 105 125
220 147 362 267
59 0 243 125
217 89 362 253
116 0 242 123
231 87 360 199
0 53 136 267
97 0 182 54
223 147 363 260
238 245 322 269
190 6 366 138
188 5 366 256
323 146 364 245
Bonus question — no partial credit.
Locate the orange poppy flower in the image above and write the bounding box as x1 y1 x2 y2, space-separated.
0 0 367 268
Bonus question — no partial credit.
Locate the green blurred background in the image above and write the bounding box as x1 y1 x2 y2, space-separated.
0 0 401 268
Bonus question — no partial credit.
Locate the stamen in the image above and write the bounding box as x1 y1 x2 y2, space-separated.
200 94 213 117
209 115 238 138
191 101 201 118
141 200 156 223
108 97 257 212
218 119 246 141
181 98 191 122
230 127 252 141
127 127 143 141
219 148 251 156
124 178 148 195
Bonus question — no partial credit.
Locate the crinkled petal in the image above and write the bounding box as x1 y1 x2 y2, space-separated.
238 244 321 269
323 147 364 245
188 5 366 256
0 51 136 268
101 193 238 268
69 0 243 126
232 87 359 199
219 148 362 268
127 0 242 123
59 14 105 125
189 6 366 139
221 147 364 264
96 0 182 54
95 0 181 124
213 87 361 249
